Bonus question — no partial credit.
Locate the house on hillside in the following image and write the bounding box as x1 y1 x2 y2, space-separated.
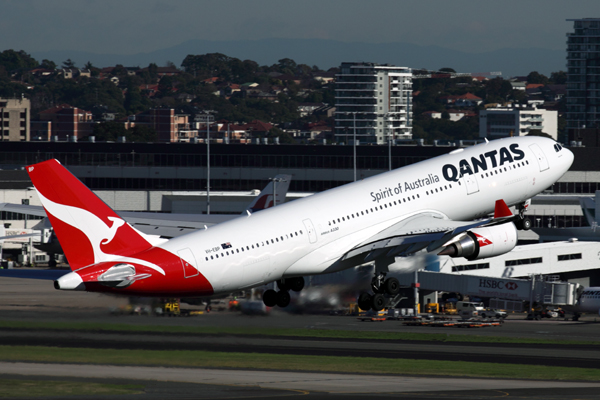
439 93 482 107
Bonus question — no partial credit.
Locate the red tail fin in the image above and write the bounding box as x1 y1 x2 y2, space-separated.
493 199 513 219
27 160 156 270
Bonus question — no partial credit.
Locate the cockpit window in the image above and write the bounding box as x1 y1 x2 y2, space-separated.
554 143 563 152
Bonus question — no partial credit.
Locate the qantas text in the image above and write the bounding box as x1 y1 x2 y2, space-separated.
442 144 525 182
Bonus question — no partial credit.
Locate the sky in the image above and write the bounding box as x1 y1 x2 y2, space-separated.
1 0 599 55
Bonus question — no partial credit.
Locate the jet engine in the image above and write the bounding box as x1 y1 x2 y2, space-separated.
438 223 518 261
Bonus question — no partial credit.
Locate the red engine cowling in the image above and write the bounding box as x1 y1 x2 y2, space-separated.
438 223 518 261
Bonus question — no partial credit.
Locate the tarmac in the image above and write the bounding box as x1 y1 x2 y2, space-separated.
3 275 600 399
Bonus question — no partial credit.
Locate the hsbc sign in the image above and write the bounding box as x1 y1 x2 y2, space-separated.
467 277 528 300
479 279 518 291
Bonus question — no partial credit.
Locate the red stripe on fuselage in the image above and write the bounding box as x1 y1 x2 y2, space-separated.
77 246 214 297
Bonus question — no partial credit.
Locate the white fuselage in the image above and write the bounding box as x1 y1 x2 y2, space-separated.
158 137 573 296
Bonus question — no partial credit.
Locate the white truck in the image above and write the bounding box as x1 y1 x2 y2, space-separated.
456 301 485 319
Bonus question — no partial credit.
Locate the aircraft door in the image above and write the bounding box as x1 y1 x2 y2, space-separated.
178 248 199 278
303 219 317 244
462 173 479 195
529 144 549 172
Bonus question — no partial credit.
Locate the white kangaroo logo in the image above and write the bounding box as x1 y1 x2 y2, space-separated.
37 192 165 275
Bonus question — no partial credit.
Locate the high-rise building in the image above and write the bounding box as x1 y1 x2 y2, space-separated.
566 18 600 141
335 62 412 144
0 98 30 142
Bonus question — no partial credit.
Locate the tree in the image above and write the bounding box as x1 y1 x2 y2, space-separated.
128 125 157 142
550 71 567 84
40 59 56 70
124 84 148 114
484 78 514 103
92 121 127 141
526 71 549 85
439 67 456 73
0 50 38 72
62 59 76 69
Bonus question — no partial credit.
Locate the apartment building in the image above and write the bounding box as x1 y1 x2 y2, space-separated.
36 104 93 141
335 62 412 144
0 98 30 142
479 105 558 140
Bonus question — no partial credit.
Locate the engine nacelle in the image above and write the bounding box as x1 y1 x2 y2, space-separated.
438 223 518 261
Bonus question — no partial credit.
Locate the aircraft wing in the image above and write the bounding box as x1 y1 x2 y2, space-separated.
342 200 514 262
0 203 46 217
342 212 491 261
119 212 234 237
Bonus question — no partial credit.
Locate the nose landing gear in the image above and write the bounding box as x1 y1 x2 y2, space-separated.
515 202 532 231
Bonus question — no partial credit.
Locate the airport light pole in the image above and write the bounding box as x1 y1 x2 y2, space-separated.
202 110 217 214
334 111 361 182
385 113 393 171
352 112 357 182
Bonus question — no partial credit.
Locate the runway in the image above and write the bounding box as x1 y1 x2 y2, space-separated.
2 362 600 399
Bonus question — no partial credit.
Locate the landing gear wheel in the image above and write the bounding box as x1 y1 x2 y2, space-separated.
289 277 305 292
521 217 532 230
384 278 400 295
262 289 277 307
371 293 386 311
277 280 290 291
276 290 291 308
357 292 372 311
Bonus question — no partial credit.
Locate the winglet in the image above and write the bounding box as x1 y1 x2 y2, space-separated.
493 199 512 219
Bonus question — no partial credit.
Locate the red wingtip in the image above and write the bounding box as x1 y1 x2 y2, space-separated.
494 199 512 219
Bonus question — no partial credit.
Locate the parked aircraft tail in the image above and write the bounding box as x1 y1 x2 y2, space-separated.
26 160 164 270
244 174 292 214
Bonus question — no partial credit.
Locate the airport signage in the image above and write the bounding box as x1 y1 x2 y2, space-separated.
467 277 529 300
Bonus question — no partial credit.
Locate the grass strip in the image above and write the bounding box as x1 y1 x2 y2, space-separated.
0 378 142 398
0 320 599 346
0 345 599 381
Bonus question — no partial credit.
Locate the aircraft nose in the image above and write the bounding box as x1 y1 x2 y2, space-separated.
563 147 575 171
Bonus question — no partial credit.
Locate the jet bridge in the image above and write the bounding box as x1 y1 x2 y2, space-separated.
398 270 581 306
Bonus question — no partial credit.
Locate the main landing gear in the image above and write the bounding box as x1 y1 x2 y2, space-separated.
262 277 305 308
514 203 532 231
357 272 400 312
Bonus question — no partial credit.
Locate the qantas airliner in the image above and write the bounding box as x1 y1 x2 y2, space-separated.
28 136 573 311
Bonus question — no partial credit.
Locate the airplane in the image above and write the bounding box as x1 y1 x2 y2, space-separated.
562 287 600 320
28 136 573 311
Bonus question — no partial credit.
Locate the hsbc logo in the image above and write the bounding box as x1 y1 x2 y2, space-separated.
479 279 518 290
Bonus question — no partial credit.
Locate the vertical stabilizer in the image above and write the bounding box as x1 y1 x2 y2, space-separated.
245 174 292 214
27 160 159 270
